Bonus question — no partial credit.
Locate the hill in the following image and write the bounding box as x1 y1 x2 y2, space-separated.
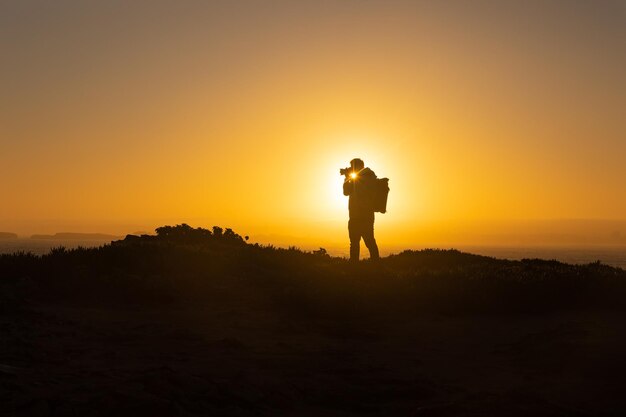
1 224 625 416
30 232 122 240
0 232 17 239
5 224 624 314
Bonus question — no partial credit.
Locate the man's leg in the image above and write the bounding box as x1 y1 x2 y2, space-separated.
348 218 361 262
362 217 379 260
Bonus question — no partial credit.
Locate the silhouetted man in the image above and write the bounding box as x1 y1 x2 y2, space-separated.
343 158 380 261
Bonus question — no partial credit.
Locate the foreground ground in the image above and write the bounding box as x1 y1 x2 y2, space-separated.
1 226 625 416
2 302 625 416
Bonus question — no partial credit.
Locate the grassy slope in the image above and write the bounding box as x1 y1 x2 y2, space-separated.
1 226 626 416
2 229 625 314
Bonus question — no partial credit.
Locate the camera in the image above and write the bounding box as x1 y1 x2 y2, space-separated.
339 167 352 176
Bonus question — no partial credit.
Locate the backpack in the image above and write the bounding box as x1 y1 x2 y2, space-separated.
372 178 390 213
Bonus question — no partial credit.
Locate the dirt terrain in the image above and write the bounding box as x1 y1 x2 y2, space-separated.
3 300 625 416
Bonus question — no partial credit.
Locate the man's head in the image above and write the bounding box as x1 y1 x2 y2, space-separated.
350 158 364 171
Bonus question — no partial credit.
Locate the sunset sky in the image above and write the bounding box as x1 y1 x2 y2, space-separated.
1 1 625 248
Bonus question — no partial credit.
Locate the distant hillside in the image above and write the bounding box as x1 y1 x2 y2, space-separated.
0 232 17 239
30 232 121 240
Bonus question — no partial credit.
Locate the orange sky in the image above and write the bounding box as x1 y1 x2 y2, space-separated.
1 1 625 247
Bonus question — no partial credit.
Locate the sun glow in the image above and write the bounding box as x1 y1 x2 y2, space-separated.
302 142 410 239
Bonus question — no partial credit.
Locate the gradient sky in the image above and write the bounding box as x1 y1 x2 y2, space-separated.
1 0 625 247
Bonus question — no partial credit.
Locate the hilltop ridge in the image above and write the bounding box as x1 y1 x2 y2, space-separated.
2 224 624 314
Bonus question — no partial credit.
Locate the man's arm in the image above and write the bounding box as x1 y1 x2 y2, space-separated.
343 179 353 196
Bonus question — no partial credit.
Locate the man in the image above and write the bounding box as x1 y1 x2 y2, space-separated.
343 158 380 261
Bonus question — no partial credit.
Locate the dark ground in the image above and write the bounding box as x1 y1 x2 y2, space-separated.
1 226 625 416
3 303 626 416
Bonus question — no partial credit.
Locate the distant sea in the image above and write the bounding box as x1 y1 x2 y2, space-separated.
456 245 626 270
1 239 625 270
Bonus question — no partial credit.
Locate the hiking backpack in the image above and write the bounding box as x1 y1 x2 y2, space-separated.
372 178 390 213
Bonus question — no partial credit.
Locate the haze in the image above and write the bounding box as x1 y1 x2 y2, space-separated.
1 1 625 248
